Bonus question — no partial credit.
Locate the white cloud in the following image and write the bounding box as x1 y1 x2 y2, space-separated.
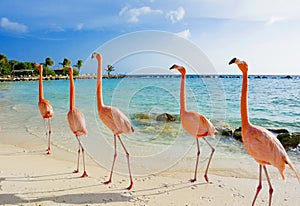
48 23 64 32
0 17 27 33
176 29 191 39
266 16 286 25
119 6 163 23
166 6 185 23
76 23 84 30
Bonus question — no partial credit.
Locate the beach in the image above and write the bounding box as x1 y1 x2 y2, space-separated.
1 129 300 206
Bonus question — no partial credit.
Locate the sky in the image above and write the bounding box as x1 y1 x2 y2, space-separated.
1 0 300 75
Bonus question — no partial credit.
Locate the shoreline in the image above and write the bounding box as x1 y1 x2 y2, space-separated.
0 74 299 82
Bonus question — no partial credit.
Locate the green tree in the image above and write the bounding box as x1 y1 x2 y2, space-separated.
59 58 72 68
74 60 83 72
44 68 56 76
0 54 11 75
73 68 79 76
43 57 55 76
58 58 72 76
9 60 19 76
12 62 35 76
45 57 54 68
106 64 115 77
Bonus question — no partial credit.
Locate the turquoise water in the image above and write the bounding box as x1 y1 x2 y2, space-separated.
0 76 299 176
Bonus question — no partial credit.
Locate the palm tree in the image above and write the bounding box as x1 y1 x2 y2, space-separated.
106 64 115 78
59 58 72 68
45 57 54 68
59 58 72 75
41 57 55 76
73 60 83 72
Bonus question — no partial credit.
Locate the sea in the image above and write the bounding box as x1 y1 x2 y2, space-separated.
0 75 299 178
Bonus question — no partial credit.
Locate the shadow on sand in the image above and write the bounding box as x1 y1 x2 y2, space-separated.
0 193 132 205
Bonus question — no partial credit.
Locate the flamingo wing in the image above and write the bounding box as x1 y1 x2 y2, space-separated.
181 111 215 138
99 106 132 134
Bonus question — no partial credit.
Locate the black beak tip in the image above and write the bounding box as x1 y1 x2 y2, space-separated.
91 52 96 59
229 58 236 65
169 64 176 70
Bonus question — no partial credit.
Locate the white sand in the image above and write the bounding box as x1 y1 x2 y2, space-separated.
0 129 299 206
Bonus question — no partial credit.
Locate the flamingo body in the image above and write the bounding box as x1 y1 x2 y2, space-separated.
38 99 54 119
243 124 292 179
67 108 87 137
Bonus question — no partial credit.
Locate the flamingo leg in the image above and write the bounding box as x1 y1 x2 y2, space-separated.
203 137 215 183
117 135 133 190
73 140 80 173
43 119 51 154
81 146 88 177
190 138 200 183
43 119 48 152
263 166 273 206
47 119 52 154
104 135 117 185
252 165 263 206
76 136 88 178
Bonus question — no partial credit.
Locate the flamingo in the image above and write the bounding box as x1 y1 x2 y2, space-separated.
169 65 216 183
92 52 134 190
67 67 88 178
229 58 300 206
34 63 54 155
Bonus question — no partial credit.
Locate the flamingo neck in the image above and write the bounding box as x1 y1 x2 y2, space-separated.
241 71 250 127
69 71 75 110
38 69 44 101
96 55 103 109
180 74 186 115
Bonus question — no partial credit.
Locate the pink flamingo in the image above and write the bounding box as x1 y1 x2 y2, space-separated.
67 67 88 178
170 65 216 183
92 52 134 190
229 57 300 206
34 63 54 154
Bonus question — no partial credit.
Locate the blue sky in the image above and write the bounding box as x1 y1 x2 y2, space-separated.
1 0 300 74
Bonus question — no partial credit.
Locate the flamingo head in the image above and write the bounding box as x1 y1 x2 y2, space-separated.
169 64 186 76
91 52 100 59
34 63 42 71
228 57 248 73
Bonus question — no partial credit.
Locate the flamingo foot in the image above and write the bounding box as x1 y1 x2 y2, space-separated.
104 180 112 185
189 178 197 183
73 169 79 173
126 181 133 190
81 171 88 178
204 174 209 183
46 150 51 155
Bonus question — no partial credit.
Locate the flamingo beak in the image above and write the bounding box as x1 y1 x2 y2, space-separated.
229 58 237 65
169 64 176 70
91 52 97 59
